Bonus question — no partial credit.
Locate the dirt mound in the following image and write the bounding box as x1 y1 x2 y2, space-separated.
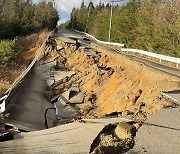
89 122 138 154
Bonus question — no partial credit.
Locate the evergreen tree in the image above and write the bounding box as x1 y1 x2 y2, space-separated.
69 0 180 57
81 0 85 9
0 0 59 39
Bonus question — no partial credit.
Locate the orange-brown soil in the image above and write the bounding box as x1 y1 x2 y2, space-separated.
55 40 180 121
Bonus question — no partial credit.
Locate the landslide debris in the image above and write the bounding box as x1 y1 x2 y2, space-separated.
49 38 180 122
89 122 140 154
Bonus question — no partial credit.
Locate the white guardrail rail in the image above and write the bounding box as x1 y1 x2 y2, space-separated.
0 31 53 113
74 30 125 47
75 30 180 68
121 48 180 68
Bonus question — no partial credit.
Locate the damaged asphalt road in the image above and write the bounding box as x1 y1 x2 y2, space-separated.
1 29 180 154
4 61 57 131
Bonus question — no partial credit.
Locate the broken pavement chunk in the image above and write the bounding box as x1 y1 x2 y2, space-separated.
52 71 75 82
46 79 55 87
70 83 80 93
69 92 85 104
58 91 70 105
46 71 75 88
84 51 97 57
55 82 85 104
60 89 85 104
55 98 79 119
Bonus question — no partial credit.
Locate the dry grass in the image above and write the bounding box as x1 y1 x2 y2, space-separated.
0 30 49 96
0 82 11 97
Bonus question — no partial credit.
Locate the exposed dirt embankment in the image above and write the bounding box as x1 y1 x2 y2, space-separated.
55 39 180 121
90 122 139 154
0 30 49 96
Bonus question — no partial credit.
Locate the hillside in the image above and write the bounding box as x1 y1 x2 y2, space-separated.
69 0 180 58
0 0 59 96
0 30 49 97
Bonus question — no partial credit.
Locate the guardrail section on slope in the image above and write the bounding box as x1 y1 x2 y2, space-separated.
74 30 125 47
75 30 180 68
0 31 53 113
121 48 180 68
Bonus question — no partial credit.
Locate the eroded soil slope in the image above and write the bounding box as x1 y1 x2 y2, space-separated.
53 39 180 121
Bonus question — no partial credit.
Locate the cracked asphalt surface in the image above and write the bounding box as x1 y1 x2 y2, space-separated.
2 30 180 154
127 107 180 154
4 61 56 131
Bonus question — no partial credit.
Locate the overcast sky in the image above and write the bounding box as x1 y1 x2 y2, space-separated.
32 0 129 24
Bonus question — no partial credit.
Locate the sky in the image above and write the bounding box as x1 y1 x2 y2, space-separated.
32 0 129 24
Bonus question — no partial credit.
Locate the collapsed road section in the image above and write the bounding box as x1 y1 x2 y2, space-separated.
0 29 180 153
3 59 56 131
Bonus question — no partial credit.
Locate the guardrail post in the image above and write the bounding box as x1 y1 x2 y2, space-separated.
159 58 162 63
0 100 5 113
176 63 179 68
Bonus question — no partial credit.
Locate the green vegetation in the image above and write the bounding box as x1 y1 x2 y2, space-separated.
0 0 59 39
0 39 19 64
0 0 59 64
69 0 180 57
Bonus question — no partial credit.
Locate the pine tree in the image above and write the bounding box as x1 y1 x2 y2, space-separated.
81 0 85 9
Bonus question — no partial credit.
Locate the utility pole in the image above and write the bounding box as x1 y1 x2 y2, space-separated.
108 0 113 42
85 2 94 32
108 0 124 42
85 7 91 32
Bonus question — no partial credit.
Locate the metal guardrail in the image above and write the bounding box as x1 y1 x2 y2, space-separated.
74 30 125 47
75 30 180 68
0 31 53 113
121 48 180 68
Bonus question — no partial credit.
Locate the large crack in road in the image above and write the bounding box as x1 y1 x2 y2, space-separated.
1 29 180 153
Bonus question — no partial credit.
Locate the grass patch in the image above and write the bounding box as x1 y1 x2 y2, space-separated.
0 83 10 97
0 39 19 65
